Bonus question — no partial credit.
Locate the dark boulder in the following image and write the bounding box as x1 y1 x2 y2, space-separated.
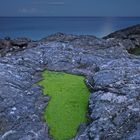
0 37 38 57
103 24 140 53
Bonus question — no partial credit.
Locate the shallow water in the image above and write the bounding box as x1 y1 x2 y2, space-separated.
0 17 140 39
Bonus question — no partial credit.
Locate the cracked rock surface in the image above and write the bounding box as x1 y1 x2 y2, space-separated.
0 25 140 140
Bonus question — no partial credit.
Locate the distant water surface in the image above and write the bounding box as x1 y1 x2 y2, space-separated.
0 17 140 40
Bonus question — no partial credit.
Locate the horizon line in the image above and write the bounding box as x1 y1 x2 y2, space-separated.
0 16 140 18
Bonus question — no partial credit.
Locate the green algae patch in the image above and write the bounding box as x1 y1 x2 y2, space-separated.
38 70 89 140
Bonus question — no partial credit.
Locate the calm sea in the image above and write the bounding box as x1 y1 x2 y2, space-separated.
0 17 140 40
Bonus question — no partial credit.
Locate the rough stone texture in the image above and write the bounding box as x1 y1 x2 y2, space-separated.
0 25 140 140
103 24 140 50
0 37 38 57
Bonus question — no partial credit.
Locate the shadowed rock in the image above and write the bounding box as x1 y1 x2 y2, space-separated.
103 24 140 51
0 37 38 57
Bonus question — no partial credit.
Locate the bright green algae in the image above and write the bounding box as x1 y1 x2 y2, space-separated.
38 70 89 140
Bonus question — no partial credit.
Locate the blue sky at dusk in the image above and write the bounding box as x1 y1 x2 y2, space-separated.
0 0 140 17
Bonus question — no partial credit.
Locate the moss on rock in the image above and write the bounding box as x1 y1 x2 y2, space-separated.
38 70 89 140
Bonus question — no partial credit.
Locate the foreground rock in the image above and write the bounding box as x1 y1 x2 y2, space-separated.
0 25 140 140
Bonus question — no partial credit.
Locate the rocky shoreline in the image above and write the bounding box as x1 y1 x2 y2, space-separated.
0 25 140 140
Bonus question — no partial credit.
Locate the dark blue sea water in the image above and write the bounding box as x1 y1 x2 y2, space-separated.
0 17 140 40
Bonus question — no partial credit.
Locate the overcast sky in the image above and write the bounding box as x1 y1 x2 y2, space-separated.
0 0 140 17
